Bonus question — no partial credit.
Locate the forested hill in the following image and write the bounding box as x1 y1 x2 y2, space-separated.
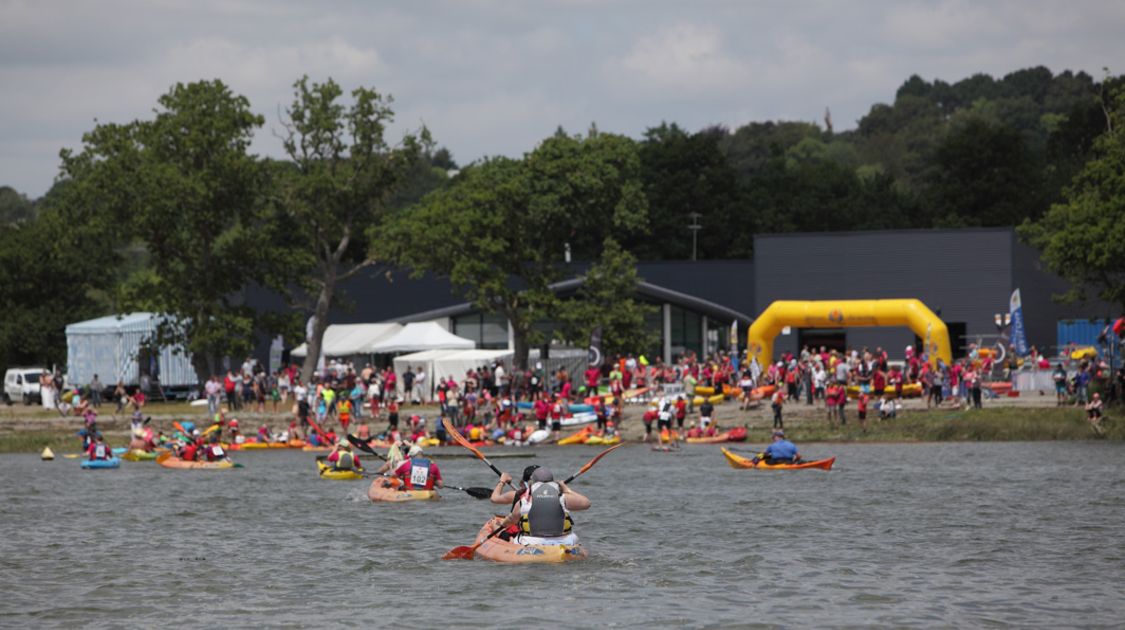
624 67 1119 259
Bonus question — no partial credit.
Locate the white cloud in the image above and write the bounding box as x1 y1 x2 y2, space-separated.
615 23 748 92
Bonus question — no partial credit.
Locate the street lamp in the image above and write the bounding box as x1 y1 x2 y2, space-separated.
688 212 702 261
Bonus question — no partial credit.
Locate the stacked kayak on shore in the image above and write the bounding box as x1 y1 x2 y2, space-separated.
80 457 121 470
156 451 236 470
470 516 587 563
367 477 440 502
720 447 835 470
685 427 748 444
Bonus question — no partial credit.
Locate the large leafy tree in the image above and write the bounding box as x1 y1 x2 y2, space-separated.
555 237 658 357
383 130 648 368
59 79 287 383
276 76 428 384
1022 85 1125 311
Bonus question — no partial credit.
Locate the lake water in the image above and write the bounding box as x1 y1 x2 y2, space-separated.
2 441 1123 628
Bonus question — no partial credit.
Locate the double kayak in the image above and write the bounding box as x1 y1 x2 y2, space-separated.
317 460 364 481
721 447 835 470
156 451 236 470
80 457 121 470
367 477 440 502
469 516 587 563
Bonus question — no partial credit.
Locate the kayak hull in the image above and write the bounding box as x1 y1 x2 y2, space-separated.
367 478 440 502
122 449 159 461
472 517 587 563
156 451 235 470
80 457 121 469
317 460 364 481
685 428 748 444
720 447 834 470
583 435 621 446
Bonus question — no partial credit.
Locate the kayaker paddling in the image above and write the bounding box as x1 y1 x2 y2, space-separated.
377 445 443 491
202 433 229 463
497 467 589 547
86 433 112 461
753 430 802 465
327 440 362 472
491 465 540 541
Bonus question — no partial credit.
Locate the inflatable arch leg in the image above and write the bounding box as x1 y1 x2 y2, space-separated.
747 299 952 367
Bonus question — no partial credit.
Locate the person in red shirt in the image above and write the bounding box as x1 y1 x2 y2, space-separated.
326 440 362 471
202 435 229 462
179 431 202 461
857 392 869 430
674 395 687 431
642 407 656 443
549 398 564 438
86 434 112 461
387 445 442 490
770 389 785 429
532 395 550 432
872 365 886 399
584 366 600 395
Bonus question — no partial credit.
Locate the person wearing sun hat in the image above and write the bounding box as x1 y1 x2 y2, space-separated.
388 444 442 490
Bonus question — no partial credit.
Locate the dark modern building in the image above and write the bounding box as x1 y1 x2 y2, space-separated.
753 227 1115 359
252 227 1112 367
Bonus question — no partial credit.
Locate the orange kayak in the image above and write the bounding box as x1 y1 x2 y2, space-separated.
156 451 235 470
685 427 748 444
367 477 440 502
470 516 588 563
720 447 834 470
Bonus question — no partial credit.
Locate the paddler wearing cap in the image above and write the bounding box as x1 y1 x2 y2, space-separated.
326 439 362 472
382 445 442 491
497 467 590 546
754 430 802 465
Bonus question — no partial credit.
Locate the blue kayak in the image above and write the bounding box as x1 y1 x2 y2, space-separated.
80 457 121 470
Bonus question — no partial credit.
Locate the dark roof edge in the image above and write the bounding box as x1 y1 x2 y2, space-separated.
381 277 754 325
755 226 1015 240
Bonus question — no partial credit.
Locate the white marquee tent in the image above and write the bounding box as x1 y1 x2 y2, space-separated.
290 323 402 358
367 322 474 354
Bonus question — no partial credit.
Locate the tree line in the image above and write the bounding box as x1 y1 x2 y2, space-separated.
1 66 1121 375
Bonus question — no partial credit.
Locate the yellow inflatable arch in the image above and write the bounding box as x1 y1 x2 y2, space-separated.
747 299 952 368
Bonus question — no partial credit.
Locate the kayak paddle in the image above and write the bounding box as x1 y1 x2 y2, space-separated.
347 434 388 460
443 443 623 560
442 418 516 490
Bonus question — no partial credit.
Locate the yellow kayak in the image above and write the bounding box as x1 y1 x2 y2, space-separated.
317 460 365 481
584 434 621 446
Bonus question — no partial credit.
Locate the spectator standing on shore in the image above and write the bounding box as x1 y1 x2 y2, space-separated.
1053 363 1068 405
205 375 221 416
89 374 103 408
1075 363 1091 406
1085 393 1104 435
402 368 415 405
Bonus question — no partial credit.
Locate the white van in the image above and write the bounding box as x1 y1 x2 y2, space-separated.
4 367 46 405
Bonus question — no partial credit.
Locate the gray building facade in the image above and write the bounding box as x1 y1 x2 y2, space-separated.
754 228 1114 360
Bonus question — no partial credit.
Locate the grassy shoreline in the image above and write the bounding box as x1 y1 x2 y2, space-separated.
0 404 1115 454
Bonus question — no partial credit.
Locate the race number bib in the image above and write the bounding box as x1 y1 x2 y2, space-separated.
410 465 429 487
212 446 225 458
95 446 107 458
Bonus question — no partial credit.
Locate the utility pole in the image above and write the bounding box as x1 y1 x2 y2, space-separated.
688 212 702 261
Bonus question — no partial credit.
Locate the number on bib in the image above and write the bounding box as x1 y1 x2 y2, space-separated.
410 465 429 487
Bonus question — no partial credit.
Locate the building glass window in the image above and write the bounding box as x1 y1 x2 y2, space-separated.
670 306 702 359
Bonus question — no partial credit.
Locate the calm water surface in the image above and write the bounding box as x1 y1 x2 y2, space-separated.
2 441 1123 628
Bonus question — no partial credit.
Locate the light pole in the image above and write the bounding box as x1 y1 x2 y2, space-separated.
688 212 702 261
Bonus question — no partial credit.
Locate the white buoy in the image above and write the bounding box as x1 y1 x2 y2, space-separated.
41 446 55 461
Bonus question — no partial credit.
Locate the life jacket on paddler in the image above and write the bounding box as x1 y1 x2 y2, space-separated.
518 469 573 537
334 450 355 471
204 443 225 462
407 456 434 490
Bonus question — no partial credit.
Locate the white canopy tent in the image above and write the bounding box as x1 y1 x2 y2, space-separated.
367 322 474 354
290 323 402 358
391 349 456 402
432 349 513 392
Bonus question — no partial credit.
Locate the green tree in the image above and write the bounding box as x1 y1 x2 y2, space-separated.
383 131 648 368
59 79 287 383
276 76 429 384
1022 86 1125 310
0 198 119 369
556 237 657 357
0 186 36 224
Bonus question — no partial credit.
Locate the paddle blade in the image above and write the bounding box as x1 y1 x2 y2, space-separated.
442 546 476 560
463 486 493 500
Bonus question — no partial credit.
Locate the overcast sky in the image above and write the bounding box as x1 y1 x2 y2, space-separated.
3 0 1124 197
